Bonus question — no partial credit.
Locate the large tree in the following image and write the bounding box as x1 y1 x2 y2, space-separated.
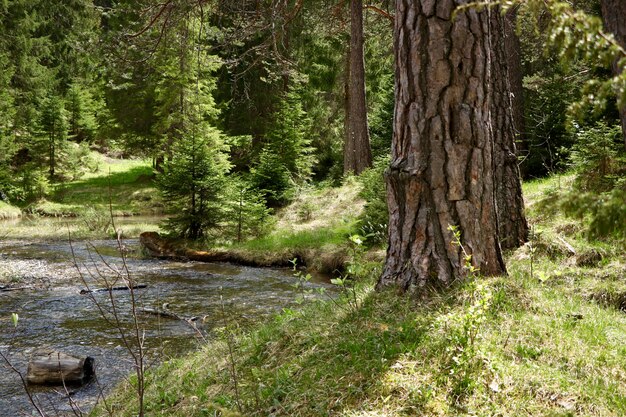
344 0 373 175
491 8 528 250
377 0 506 292
599 0 626 147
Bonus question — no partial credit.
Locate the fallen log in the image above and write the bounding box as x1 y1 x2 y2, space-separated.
79 284 147 295
0 286 34 292
139 304 198 322
139 231 293 267
27 350 94 385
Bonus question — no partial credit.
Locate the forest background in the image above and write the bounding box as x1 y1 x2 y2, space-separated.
0 0 622 244
1 0 626 416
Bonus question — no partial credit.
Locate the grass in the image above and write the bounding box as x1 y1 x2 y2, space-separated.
0 201 21 220
0 153 164 240
200 180 368 273
29 155 162 217
91 172 626 417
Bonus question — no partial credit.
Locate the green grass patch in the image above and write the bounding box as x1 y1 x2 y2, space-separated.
233 222 356 252
27 156 163 217
0 201 21 220
94 259 626 416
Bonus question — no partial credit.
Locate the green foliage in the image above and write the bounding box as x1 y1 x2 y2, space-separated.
65 82 99 142
38 95 68 179
358 155 389 246
561 184 626 240
249 149 293 207
569 122 625 191
264 89 316 182
330 234 369 310
226 177 274 242
62 142 100 181
515 0 625 177
248 88 315 206
555 122 626 240
157 130 231 239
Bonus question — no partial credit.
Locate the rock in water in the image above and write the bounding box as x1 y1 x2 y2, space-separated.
26 350 95 385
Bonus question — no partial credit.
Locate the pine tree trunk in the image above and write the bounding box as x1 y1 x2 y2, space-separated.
377 1 506 293
491 9 528 250
504 7 527 168
49 128 55 180
600 0 626 148
343 0 372 175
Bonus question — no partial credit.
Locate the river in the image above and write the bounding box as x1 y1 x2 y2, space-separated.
0 218 333 416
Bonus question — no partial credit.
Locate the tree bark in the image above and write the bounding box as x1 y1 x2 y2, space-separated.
599 0 626 147
344 0 373 175
491 9 528 250
378 0 506 293
503 7 527 166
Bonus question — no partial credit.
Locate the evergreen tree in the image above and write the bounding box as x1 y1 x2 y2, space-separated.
158 128 230 239
264 89 315 182
38 95 68 180
65 82 99 142
227 176 273 242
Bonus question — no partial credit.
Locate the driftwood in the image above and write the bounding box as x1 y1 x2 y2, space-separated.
556 236 577 256
27 350 94 385
139 304 198 322
0 286 34 292
139 231 292 267
79 284 147 294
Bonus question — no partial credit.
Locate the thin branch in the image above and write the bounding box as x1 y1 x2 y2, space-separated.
364 4 394 23
127 0 173 39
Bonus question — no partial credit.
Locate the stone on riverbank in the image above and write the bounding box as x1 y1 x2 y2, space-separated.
27 350 95 385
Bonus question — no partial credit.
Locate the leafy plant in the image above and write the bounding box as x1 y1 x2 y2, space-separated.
330 234 367 311
569 122 625 192
434 225 493 400
289 258 315 305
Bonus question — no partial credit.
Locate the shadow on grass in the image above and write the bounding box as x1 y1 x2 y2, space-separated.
228 280 509 417
58 165 154 193
52 166 156 209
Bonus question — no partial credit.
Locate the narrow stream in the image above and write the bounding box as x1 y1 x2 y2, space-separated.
0 219 334 416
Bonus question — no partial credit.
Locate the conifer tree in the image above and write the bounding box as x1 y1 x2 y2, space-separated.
158 127 231 240
38 96 68 180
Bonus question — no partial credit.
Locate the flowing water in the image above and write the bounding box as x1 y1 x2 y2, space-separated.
0 218 334 416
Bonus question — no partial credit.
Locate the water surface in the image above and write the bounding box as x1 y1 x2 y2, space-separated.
0 223 332 416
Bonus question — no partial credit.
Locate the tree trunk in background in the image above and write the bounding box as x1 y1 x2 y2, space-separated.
599 0 626 147
344 0 372 175
492 8 529 250
504 7 527 167
377 1 506 293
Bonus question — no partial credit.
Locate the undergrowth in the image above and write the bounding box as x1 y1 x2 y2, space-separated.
93 172 626 417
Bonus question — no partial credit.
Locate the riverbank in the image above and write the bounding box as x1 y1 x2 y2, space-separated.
0 201 21 220
94 173 626 417
0 236 336 417
0 153 162 223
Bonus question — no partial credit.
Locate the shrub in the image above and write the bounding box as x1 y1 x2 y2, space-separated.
569 122 625 192
358 155 389 246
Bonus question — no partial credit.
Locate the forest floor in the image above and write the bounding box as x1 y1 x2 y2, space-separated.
0 154 161 219
93 173 626 417
0 154 163 240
